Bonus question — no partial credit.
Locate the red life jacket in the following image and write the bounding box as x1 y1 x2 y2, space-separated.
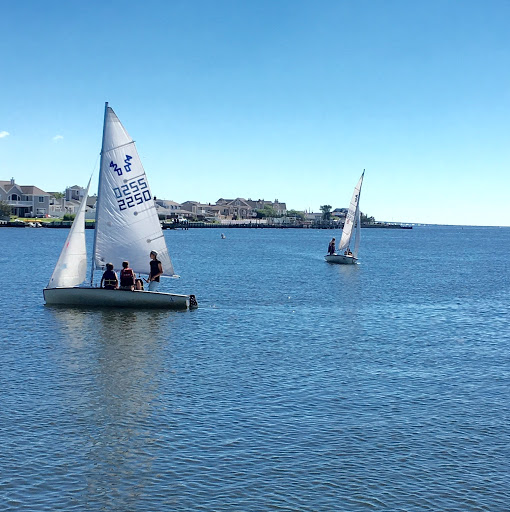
120 268 135 287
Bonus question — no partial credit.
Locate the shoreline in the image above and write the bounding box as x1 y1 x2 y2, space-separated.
0 220 412 230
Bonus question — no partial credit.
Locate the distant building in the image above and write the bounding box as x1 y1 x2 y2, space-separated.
305 212 323 222
65 185 86 202
1 177 290 222
180 200 211 219
154 198 191 219
215 198 253 219
246 198 287 216
0 178 50 217
47 186 96 217
331 208 347 219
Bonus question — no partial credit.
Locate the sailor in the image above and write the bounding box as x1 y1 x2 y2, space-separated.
100 263 118 290
148 251 163 291
328 238 336 255
119 261 136 290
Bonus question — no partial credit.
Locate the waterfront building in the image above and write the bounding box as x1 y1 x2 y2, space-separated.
0 178 50 217
215 198 253 219
154 198 192 220
245 198 287 216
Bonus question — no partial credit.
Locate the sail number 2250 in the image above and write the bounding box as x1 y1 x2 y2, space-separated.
113 178 151 211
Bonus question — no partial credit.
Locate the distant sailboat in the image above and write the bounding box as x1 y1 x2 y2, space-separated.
43 103 197 309
325 170 364 265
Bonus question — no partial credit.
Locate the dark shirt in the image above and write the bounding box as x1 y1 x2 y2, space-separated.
150 259 162 282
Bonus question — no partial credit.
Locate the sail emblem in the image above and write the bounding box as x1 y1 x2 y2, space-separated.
110 155 133 176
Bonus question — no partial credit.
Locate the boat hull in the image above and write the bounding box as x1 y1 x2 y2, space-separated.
324 254 357 265
43 287 196 310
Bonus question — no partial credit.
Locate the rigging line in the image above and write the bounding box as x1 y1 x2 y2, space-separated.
146 233 165 243
100 140 135 154
88 152 100 176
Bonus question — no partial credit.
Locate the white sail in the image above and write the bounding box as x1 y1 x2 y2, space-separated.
338 171 364 254
352 203 361 258
47 178 91 288
93 105 175 276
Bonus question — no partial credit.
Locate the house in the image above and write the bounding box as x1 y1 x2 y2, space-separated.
48 187 97 218
0 178 51 217
65 185 86 202
215 198 254 219
331 208 347 219
154 198 191 219
246 198 287 216
305 212 323 222
180 200 210 219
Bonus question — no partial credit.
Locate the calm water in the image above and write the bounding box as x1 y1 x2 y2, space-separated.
0 226 508 511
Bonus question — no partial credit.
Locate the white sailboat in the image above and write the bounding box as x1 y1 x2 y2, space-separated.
44 103 197 309
325 170 364 265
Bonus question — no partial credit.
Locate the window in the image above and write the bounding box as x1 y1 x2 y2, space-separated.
9 194 20 201
39 196 45 203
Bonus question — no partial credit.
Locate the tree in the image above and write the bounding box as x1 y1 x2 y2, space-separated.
256 205 278 219
361 212 375 224
320 205 332 220
286 209 305 220
53 192 65 199
0 201 11 218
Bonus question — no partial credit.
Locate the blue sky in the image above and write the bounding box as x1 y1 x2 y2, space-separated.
1 0 509 225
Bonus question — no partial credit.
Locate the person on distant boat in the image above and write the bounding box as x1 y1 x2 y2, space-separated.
119 260 136 291
148 250 163 291
328 238 336 255
344 248 353 256
100 263 118 290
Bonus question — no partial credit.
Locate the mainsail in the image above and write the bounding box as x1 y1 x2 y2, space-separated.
352 202 361 258
92 104 175 277
47 178 91 288
337 171 364 254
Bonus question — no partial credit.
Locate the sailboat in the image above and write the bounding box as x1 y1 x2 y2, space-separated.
325 170 364 265
43 103 197 309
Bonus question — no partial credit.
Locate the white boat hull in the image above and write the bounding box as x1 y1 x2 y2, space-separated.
43 287 197 310
324 254 357 265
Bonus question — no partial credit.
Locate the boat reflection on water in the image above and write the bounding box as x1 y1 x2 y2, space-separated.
46 307 175 507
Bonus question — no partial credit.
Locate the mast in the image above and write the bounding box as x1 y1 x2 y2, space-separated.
90 102 109 286
352 169 364 257
338 169 365 253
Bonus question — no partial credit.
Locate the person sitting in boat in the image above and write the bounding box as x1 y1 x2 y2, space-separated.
100 263 118 290
344 248 353 256
148 250 163 291
328 238 336 255
119 260 136 291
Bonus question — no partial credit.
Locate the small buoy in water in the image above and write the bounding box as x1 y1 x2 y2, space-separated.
221 233 226 239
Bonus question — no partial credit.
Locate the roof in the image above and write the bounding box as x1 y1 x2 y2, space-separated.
155 199 181 207
0 181 49 195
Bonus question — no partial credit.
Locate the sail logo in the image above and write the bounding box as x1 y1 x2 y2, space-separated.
110 155 133 176
113 177 152 211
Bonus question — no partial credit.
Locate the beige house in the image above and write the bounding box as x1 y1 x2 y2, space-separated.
0 178 51 217
180 201 212 219
215 198 254 219
214 197 287 219
154 199 192 219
